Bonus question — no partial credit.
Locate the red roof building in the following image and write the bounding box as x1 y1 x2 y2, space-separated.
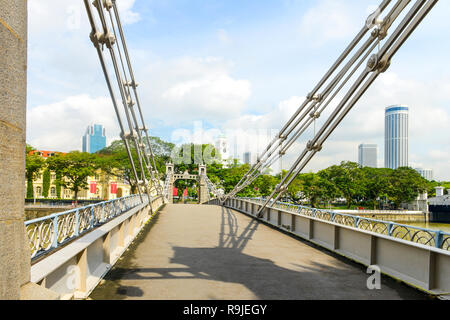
28 150 66 158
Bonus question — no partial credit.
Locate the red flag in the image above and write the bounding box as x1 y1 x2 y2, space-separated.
111 183 117 194
173 186 178 196
90 183 97 194
183 188 188 197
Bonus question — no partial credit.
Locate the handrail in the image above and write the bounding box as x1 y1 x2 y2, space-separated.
162 173 173 202
237 197 450 251
25 194 154 260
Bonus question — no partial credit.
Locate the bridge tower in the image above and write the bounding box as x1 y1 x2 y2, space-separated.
165 163 210 204
0 1 58 299
0 0 29 299
198 164 209 204
166 163 174 175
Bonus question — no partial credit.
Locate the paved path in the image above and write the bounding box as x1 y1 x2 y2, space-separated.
90 204 427 300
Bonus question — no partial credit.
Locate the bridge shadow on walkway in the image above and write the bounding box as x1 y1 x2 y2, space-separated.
90 205 428 300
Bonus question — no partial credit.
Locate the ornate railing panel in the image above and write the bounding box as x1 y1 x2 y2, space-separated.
25 195 148 260
162 174 173 202
238 197 450 251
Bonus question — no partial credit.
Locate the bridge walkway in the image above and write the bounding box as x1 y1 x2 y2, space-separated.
90 204 426 300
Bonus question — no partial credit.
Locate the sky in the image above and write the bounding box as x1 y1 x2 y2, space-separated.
26 0 450 180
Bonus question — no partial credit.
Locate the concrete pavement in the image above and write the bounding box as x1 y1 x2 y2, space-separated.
90 204 427 300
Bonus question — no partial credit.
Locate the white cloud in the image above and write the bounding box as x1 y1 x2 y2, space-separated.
217 29 232 46
298 0 359 46
220 96 306 164
27 95 120 152
28 0 140 35
27 0 142 107
116 0 141 25
218 70 450 179
139 57 252 125
25 0 450 181
224 96 304 131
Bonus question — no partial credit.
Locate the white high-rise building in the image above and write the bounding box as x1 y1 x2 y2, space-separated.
415 168 434 181
243 152 252 165
385 105 409 169
358 144 378 168
215 134 229 164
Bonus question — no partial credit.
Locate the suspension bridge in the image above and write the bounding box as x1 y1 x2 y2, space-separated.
1 0 450 300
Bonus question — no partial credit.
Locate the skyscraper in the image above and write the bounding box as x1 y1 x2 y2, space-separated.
415 168 434 181
82 124 106 154
358 144 378 168
215 134 229 164
243 152 252 165
385 105 409 169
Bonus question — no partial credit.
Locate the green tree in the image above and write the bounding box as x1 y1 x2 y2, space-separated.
55 172 62 198
284 172 303 204
387 167 428 208
360 167 392 209
297 173 329 208
25 150 45 199
42 168 51 198
171 143 220 173
322 162 365 208
47 151 98 201
98 138 175 192
98 145 146 194
254 174 279 198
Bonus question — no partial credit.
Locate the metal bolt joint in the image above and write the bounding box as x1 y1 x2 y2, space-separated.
367 54 390 73
103 0 113 10
310 111 320 119
275 184 288 194
89 30 102 48
120 131 138 140
90 30 116 49
306 140 323 152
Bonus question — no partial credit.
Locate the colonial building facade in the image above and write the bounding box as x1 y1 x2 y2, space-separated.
27 150 131 201
28 169 132 201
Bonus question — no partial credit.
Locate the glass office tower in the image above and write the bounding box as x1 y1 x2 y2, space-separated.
82 124 106 154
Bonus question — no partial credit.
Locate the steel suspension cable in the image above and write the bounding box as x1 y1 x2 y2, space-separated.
83 0 164 202
106 4 160 196
255 0 438 216
225 0 397 201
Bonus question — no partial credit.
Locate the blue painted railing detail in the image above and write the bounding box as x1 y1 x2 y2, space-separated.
25 195 149 260
239 197 450 251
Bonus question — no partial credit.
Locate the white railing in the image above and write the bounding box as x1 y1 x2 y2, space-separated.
240 197 450 251
162 174 173 202
25 195 148 260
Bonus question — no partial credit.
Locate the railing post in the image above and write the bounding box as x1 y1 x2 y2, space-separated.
75 209 80 237
101 203 105 222
52 216 59 248
114 200 119 216
90 206 94 228
354 217 360 229
435 231 443 249
387 223 393 236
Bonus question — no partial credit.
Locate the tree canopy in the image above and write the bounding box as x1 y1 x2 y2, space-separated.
47 151 99 200
25 137 439 208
